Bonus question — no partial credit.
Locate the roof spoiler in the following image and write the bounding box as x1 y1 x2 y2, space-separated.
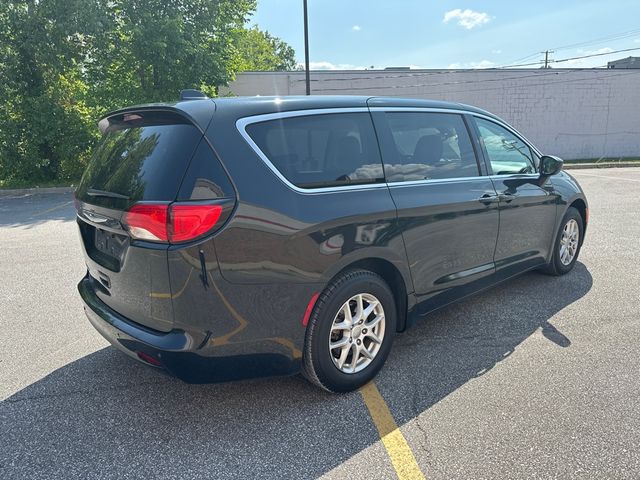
180 89 208 101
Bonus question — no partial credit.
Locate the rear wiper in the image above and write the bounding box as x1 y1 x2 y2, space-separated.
86 188 130 200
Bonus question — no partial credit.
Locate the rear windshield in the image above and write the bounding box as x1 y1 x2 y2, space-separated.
76 111 202 209
245 112 384 189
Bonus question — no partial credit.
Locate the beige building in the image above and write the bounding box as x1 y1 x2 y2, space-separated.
222 68 640 160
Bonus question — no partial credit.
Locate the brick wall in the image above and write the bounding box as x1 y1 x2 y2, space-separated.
222 69 640 160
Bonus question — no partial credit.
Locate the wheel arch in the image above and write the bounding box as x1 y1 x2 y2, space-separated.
569 197 588 242
323 256 414 333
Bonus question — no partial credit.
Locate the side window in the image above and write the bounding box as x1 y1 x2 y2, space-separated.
375 112 479 182
474 118 535 175
245 113 384 189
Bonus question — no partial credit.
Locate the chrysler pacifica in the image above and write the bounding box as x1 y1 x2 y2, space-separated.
75 93 588 392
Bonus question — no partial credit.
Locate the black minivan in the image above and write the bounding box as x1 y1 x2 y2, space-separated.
75 94 588 392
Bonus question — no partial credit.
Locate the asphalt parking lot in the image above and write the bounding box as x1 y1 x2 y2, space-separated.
1 168 639 479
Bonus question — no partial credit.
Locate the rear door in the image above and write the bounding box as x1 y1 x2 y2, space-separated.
471 116 558 276
370 108 500 311
75 109 210 332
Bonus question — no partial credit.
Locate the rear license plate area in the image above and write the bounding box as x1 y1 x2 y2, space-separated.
95 228 127 259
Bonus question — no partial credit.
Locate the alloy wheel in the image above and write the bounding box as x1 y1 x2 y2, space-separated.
559 218 579 266
328 293 386 374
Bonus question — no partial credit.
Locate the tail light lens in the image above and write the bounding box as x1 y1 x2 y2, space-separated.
124 202 223 243
170 204 223 242
125 204 169 241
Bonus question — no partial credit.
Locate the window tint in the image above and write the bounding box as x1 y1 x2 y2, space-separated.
245 113 384 189
177 138 234 201
375 112 479 182
76 112 202 209
475 118 535 175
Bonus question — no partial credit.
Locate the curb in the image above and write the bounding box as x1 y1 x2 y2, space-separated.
564 162 640 170
0 186 75 197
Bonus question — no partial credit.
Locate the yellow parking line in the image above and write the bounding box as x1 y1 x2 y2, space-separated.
30 200 73 218
360 382 426 480
149 269 193 299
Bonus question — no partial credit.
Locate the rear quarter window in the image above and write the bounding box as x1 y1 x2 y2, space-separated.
244 112 384 189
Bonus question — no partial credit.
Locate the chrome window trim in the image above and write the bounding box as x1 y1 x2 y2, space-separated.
387 176 492 188
369 107 485 184
236 108 385 195
368 106 543 158
235 106 543 194
487 173 539 180
468 114 543 167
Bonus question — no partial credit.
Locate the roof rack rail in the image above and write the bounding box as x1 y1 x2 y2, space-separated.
180 89 208 101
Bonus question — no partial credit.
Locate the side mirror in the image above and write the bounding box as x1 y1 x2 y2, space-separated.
539 155 563 177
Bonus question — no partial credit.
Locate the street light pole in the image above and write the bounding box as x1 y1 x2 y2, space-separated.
303 0 311 95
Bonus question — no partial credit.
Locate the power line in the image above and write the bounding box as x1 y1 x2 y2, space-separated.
309 69 589 92
290 37 640 82
554 46 640 64
494 28 640 68
307 69 640 96
291 69 514 84
495 52 541 69
405 68 638 93
551 28 640 52
371 69 640 97
500 46 640 68
293 63 615 90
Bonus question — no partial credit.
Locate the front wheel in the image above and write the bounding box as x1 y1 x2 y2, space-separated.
302 270 397 393
542 206 584 276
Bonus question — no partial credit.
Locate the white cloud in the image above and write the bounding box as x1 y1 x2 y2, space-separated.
352 25 361 31
491 49 502 54
297 63 426 71
443 9 491 29
635 38 640 43
471 59 495 68
561 47 614 68
298 61 366 70
447 60 495 69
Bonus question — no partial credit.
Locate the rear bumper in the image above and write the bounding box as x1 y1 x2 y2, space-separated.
78 275 302 383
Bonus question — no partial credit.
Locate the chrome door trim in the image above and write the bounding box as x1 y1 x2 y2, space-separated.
236 108 387 195
236 106 544 195
368 106 543 157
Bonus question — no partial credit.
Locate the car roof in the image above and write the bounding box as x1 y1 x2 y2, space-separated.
100 95 499 131
211 95 495 118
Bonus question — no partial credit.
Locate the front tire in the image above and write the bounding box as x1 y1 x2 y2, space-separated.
542 207 583 276
302 270 397 393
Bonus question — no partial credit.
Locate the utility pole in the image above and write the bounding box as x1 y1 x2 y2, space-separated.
542 50 554 69
303 0 311 95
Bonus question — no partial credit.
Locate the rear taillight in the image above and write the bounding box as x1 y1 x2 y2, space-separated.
125 204 169 241
124 202 223 243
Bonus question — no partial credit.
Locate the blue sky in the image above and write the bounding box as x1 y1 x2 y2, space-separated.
251 0 640 69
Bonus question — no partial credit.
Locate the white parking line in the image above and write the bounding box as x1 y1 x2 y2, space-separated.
572 172 640 182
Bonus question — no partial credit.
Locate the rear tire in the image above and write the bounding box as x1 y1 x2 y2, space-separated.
541 207 583 276
302 270 397 393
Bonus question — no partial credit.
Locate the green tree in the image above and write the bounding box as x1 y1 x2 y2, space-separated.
94 0 257 105
233 26 297 72
0 0 296 185
0 0 107 182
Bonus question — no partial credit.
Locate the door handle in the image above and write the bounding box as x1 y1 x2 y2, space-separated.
498 193 516 203
477 193 500 205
